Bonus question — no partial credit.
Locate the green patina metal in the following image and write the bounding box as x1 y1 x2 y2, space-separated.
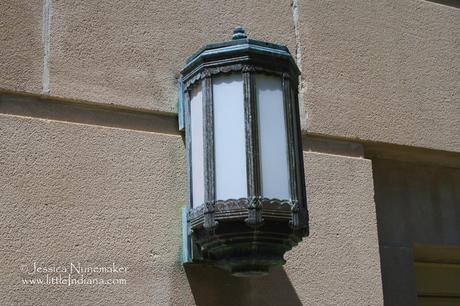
180 27 309 277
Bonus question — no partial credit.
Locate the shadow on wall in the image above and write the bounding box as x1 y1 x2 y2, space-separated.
426 0 460 8
184 263 302 306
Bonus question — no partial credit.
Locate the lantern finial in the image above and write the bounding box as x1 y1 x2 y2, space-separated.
232 26 247 40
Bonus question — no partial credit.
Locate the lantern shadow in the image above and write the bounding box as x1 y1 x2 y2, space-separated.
184 263 303 306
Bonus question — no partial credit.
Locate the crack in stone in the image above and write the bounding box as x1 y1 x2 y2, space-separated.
42 0 51 95
291 0 308 130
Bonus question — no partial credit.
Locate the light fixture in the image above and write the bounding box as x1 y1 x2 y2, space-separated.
179 27 309 276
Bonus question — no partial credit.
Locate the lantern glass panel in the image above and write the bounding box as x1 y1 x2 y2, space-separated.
213 73 248 200
256 74 290 199
190 82 205 207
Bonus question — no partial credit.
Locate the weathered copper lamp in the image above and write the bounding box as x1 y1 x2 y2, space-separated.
179 27 309 276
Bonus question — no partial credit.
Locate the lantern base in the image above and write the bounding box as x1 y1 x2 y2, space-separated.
197 236 292 278
192 220 297 277
187 198 308 276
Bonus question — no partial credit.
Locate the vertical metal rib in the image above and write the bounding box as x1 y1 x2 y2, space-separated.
184 89 193 210
244 69 263 227
291 84 309 235
282 75 298 202
243 70 260 197
283 75 305 231
203 74 217 231
291 85 305 205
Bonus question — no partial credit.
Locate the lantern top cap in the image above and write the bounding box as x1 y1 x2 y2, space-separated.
181 27 300 78
232 26 247 40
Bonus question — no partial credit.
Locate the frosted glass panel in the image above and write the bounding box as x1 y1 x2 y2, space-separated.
190 83 205 207
256 74 290 199
213 74 247 200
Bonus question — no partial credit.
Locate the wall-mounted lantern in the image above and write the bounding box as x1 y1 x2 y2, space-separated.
179 27 309 276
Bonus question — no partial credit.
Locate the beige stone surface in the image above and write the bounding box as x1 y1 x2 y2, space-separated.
298 0 460 152
179 152 383 306
0 0 43 93
0 114 193 305
285 152 383 305
49 0 296 113
0 114 383 305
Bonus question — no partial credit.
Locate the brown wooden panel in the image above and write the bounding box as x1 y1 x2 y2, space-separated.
418 297 460 306
415 262 460 297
